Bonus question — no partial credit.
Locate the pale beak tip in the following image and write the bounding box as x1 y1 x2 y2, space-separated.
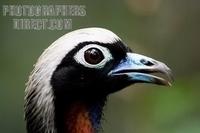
167 82 172 87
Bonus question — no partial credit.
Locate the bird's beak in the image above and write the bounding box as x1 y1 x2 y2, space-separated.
108 53 173 86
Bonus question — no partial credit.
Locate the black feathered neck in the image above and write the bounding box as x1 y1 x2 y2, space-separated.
54 92 107 133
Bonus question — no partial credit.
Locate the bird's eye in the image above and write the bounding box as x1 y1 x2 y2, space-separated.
84 48 104 65
74 44 113 69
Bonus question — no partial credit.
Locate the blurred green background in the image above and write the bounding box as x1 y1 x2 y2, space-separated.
1 0 200 133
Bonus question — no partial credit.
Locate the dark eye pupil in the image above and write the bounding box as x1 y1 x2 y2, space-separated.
84 48 104 64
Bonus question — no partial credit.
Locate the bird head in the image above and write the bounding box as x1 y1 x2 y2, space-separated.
25 27 173 133
50 28 172 98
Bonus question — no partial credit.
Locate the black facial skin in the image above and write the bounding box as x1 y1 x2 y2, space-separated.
51 40 131 97
50 40 131 133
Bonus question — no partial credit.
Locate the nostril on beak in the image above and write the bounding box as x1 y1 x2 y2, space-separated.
140 59 154 66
